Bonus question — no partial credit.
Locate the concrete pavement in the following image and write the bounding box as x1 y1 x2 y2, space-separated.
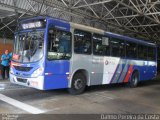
0 79 160 119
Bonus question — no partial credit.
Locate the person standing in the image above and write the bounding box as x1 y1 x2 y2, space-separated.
9 52 12 65
9 52 12 60
1 50 10 80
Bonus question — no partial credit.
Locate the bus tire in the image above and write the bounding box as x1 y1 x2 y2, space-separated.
129 71 139 88
68 73 86 95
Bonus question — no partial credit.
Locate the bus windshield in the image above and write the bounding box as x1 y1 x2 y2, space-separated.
13 31 44 63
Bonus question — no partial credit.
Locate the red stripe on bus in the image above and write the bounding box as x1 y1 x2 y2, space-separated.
124 65 133 83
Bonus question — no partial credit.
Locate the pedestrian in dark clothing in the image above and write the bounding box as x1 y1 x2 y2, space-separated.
1 50 10 80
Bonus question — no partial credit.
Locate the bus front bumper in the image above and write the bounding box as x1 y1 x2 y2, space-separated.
10 74 44 90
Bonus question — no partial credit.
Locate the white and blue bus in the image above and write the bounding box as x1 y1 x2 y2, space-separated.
10 16 157 94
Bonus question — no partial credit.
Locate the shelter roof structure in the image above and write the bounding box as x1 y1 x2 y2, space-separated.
0 0 160 43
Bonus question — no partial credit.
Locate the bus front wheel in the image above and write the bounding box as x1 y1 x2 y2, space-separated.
129 71 139 88
68 73 86 95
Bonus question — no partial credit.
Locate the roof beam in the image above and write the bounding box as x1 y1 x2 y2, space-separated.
60 0 68 7
83 0 100 18
105 11 160 20
2 23 14 33
127 24 159 28
0 1 38 31
115 0 160 24
72 0 112 9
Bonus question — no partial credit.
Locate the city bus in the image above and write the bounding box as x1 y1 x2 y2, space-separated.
10 16 157 94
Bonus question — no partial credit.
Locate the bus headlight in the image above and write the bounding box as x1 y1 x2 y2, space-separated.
31 67 44 77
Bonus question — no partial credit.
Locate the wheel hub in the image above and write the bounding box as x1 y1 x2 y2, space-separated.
74 79 83 90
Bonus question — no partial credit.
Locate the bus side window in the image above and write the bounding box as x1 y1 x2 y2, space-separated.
138 44 147 60
110 37 125 57
74 29 91 54
148 46 156 61
126 41 137 59
93 34 110 56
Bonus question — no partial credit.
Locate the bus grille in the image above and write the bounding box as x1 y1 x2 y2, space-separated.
17 78 27 83
14 66 33 72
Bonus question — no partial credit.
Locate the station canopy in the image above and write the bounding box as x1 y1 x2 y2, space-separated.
0 0 160 43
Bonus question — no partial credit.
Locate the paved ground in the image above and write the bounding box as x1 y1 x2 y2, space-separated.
0 79 160 120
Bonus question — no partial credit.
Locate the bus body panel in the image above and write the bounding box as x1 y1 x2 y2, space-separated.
44 60 70 90
102 57 120 84
108 59 156 84
90 56 104 85
145 61 157 80
89 58 156 86
70 54 92 86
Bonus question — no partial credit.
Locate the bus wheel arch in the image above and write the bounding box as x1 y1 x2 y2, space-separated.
68 69 88 95
129 70 139 88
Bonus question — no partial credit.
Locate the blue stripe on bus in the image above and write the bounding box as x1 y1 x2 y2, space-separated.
110 62 120 84
122 64 130 83
116 60 126 83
